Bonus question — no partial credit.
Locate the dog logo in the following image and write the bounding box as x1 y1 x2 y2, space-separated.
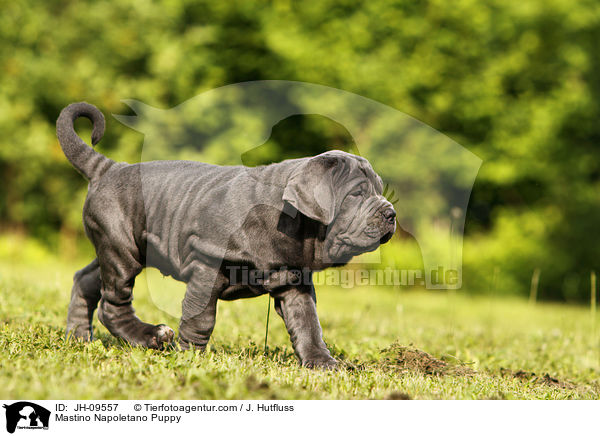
116 80 482 293
2 402 50 433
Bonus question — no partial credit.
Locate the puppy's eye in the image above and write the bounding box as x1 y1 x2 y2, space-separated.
349 184 366 197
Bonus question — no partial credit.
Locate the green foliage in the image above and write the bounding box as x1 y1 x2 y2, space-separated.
1 0 600 299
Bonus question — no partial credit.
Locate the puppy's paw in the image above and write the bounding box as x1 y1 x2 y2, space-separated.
147 324 174 349
302 355 338 370
65 323 93 342
177 337 207 352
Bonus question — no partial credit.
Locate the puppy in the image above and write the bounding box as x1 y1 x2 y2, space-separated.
58 102 396 368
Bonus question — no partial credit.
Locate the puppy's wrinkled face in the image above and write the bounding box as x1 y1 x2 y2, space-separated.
322 152 396 263
282 150 396 265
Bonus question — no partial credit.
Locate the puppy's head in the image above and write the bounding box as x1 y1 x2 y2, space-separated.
283 150 396 264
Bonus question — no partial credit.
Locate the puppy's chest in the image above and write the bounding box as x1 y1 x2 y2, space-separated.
225 229 305 269
225 203 307 266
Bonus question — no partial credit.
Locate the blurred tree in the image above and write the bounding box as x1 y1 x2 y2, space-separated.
1 0 600 300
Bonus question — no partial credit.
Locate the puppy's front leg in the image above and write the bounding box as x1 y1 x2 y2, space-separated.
273 285 337 369
178 267 221 351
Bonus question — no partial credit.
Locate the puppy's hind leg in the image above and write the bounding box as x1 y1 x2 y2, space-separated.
66 258 102 341
96 250 174 349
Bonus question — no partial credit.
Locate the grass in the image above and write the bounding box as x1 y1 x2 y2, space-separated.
0 250 599 399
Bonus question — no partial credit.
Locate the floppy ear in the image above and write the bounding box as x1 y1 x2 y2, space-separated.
282 155 339 225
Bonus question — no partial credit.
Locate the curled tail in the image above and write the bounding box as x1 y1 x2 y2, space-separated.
56 102 115 180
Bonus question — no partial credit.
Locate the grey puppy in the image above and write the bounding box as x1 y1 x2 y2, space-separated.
57 102 396 368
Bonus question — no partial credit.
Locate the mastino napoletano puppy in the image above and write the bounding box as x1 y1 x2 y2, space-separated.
57 102 396 368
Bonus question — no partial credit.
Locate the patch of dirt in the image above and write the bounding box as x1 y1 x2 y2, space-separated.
379 343 476 376
385 391 412 400
499 368 575 389
378 343 575 391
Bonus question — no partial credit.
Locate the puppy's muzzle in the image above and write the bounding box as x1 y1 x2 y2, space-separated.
363 196 396 244
379 207 396 244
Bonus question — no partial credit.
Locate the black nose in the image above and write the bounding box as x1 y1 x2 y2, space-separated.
383 208 396 223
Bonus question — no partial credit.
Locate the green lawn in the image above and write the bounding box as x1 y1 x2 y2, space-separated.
0 253 599 399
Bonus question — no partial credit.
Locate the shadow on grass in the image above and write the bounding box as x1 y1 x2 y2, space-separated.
83 333 301 369
212 342 299 367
